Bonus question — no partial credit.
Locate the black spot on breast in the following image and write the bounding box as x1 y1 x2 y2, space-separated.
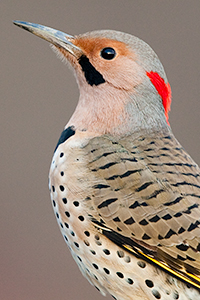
78 215 84 221
74 242 79 248
117 250 124 258
92 263 99 269
78 55 105 86
84 231 90 237
145 279 154 288
54 126 75 152
173 291 179 299
103 268 110 274
103 249 110 255
126 278 134 284
65 211 70 217
84 240 90 246
59 185 65 191
116 272 124 278
124 256 131 263
64 222 69 228
137 261 146 268
152 289 161 299
62 197 67 204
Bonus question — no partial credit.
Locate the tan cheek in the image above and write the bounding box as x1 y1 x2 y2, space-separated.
91 56 145 90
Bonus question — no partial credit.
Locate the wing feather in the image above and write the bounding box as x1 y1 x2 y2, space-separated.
82 132 200 288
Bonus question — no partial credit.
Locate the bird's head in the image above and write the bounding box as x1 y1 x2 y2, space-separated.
14 21 171 136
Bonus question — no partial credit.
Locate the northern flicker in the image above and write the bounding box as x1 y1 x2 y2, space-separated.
14 21 200 300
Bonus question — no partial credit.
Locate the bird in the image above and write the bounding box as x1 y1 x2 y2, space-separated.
13 20 200 300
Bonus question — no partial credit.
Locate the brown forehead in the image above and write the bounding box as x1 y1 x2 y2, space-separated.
73 37 132 56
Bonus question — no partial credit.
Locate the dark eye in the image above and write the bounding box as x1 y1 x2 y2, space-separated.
100 47 116 60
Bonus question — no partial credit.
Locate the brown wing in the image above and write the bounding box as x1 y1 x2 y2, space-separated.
81 131 200 288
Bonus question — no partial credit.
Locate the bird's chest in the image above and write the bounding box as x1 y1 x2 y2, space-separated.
49 134 95 247
48 134 124 296
49 135 109 284
48 133 142 298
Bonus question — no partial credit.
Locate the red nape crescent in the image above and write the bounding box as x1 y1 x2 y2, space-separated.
146 71 172 125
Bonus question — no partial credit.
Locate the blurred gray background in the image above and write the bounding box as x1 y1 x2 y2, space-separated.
1 1 200 299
